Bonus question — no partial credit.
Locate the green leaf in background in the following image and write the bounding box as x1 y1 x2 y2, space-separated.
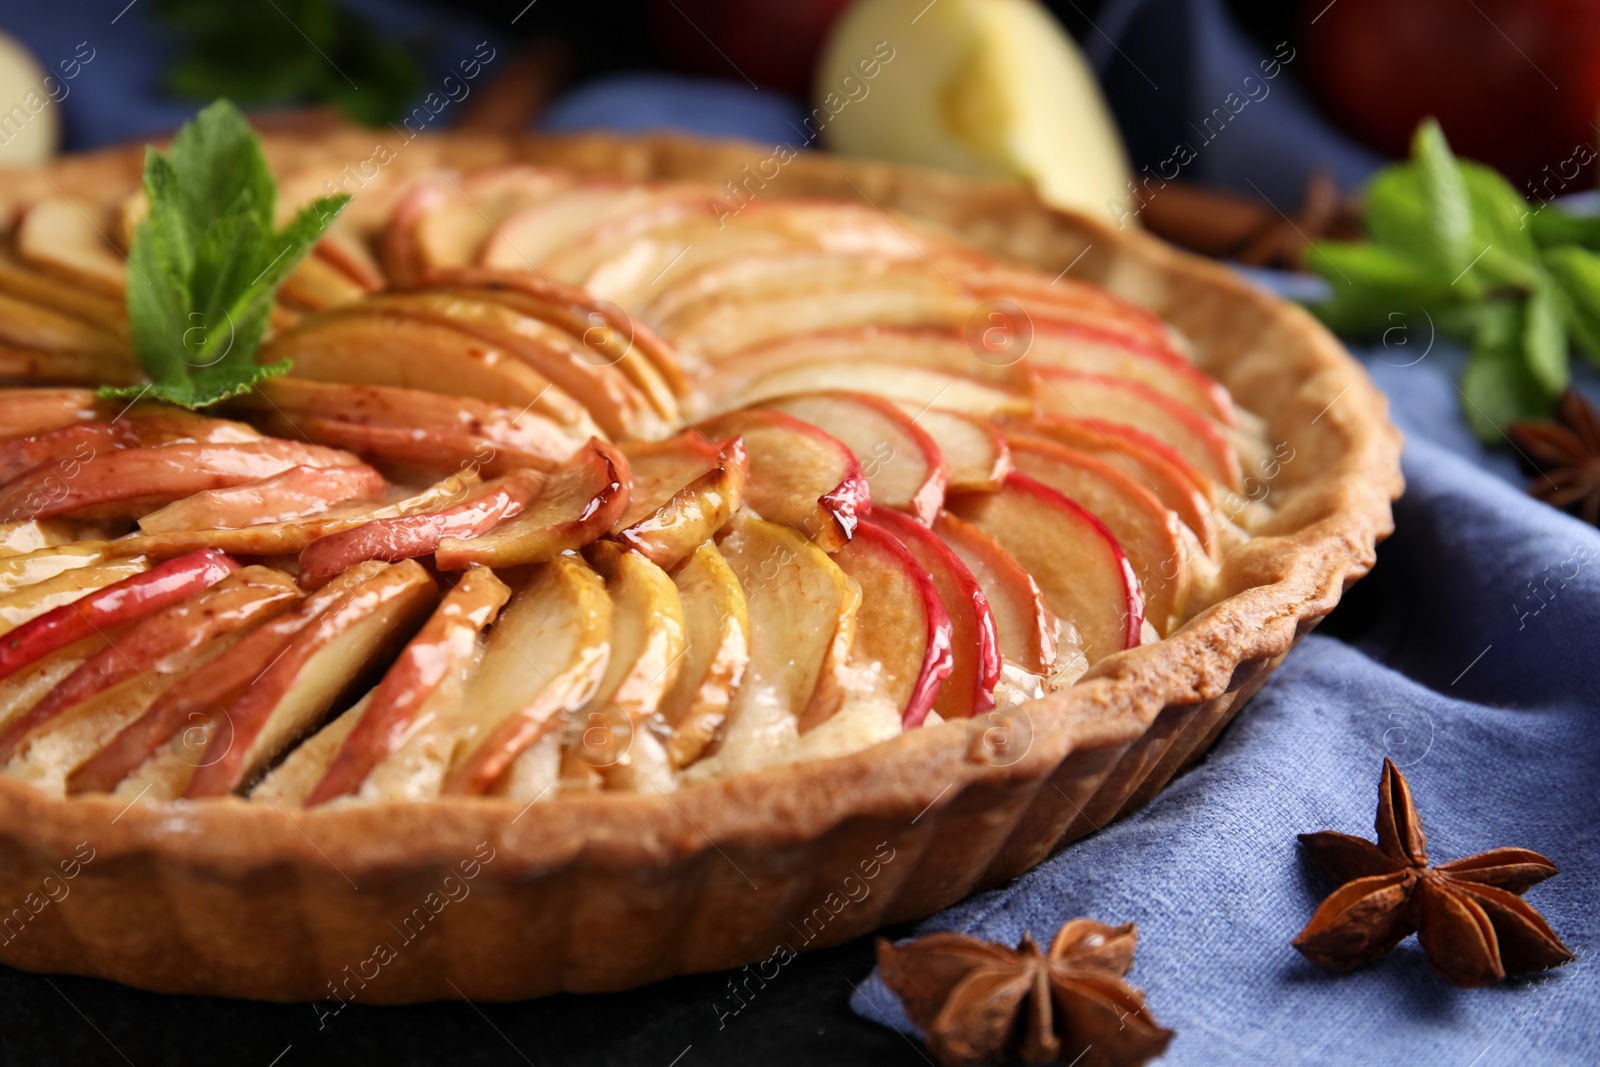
1528 208 1600 251
1412 119 1474 276
1305 241 1452 336
1459 301 1561 440
1540 245 1600 362
1522 283 1569 395
106 100 348 409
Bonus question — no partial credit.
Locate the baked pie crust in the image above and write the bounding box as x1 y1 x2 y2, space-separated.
0 129 1401 1001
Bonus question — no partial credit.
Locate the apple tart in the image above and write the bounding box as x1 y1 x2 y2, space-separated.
0 131 1401 1001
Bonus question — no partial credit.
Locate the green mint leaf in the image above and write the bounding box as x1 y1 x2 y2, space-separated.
1412 119 1473 274
1458 162 1541 283
1541 245 1600 361
1522 283 1569 394
1528 207 1600 251
167 100 275 239
1459 300 1561 441
1305 241 1458 337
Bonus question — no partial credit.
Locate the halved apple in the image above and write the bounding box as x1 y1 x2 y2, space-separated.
658 541 749 769
0 567 300 763
752 391 946 524
298 469 543 588
949 474 1143 663
1033 370 1242 492
722 358 1031 419
15 198 125 296
138 463 387 535
1028 323 1235 426
831 520 953 728
933 512 1056 679
901 406 1012 492
696 409 867 552
613 435 747 570
1007 435 1188 634
381 167 573 285
868 509 999 720
0 549 237 681
67 561 388 795
0 541 114 596
435 555 611 796
0 388 102 438
184 560 439 796
305 566 511 805
717 515 860 734
434 439 630 570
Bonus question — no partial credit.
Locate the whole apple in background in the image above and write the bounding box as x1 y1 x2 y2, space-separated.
1303 0 1600 190
649 0 856 95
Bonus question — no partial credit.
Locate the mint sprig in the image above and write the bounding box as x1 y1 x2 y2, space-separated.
1304 119 1599 441
107 100 348 409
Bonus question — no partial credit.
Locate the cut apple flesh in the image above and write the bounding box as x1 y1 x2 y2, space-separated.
933 512 1056 679
306 566 510 805
831 520 954 729
868 508 999 720
184 560 439 796
281 417 555 479
478 182 662 268
707 326 1030 396
434 439 630 570
1027 324 1235 426
0 560 152 633
381 168 573 285
0 541 114 596
1008 435 1188 635
613 435 747 570
753 391 947 524
696 409 868 552
658 541 749 769
0 519 91 559
0 635 110 737
15 198 125 296
0 388 102 439
950 474 1143 664
898 406 1012 492
724 358 1031 419
137 463 388 534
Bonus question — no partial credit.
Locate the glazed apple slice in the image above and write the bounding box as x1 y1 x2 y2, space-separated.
281 418 547 479
434 439 631 570
708 326 1030 392
433 555 611 797
752 392 947 524
696 409 868 552
0 549 237 682
0 634 111 738
382 167 572 284
478 182 664 268
14 198 125 296
0 388 101 439
868 509 999 720
899 406 1012 492
718 516 860 735
1005 414 1216 553
950 475 1144 664
725 359 1031 419
613 435 748 570
933 512 1056 681
298 469 544 587
0 290 126 362
137 464 388 535
0 410 263 484
0 259 126 342
67 561 387 795
0 541 115 596
278 253 371 312
0 560 152 634
657 541 749 769
0 567 301 764
1007 435 1189 635
0 519 86 559
305 567 511 805
1028 323 1236 426
184 560 439 796
1033 370 1242 492
832 520 954 728
964 265 1177 348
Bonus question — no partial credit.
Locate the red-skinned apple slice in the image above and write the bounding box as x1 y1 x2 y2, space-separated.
964 266 1178 352
0 388 101 439
0 542 115 596
1027 323 1236 426
138 463 387 535
1007 435 1189 635
613 435 748 569
306 567 511 805
0 411 262 485
752 392 947 524
867 509 999 720
184 560 439 796
696 409 868 552
278 254 370 312
15 199 125 296
382 167 572 285
0 561 151 633
281 418 553 479
478 182 662 268
900 407 1012 492
434 439 631 569
1004 414 1217 553
298 469 543 587
0 567 301 763
658 541 749 769
708 326 1030 390
932 512 1056 679
723 358 1031 419
831 520 953 728
0 548 238 683
950 474 1143 664
1033 370 1242 491
0 635 110 737
67 561 387 795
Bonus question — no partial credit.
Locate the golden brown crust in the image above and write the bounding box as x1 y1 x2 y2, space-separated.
0 130 1401 1002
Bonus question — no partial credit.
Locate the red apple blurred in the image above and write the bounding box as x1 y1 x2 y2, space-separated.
650 0 855 95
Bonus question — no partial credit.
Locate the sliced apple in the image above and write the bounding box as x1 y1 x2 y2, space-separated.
613 435 747 569
1004 414 1216 553
434 439 630 570
0 342 139 388
314 231 386 291
184 560 439 796
658 541 749 769
0 438 361 522
831 520 953 728
950 474 1143 664
0 410 261 485
1033 370 1242 492
0 560 152 634
67 561 387 795
433 555 611 796
278 417 546 479
753 391 946 524
249 692 370 806
0 258 126 340
0 519 94 559
0 549 237 681
137 463 387 535
0 388 102 438
1028 323 1235 426
0 567 300 763
933 512 1056 679
305 567 510 805
964 266 1179 352
478 181 664 269
868 509 999 720
696 409 868 552
707 326 1029 392
0 291 127 360
298 469 543 588
278 253 372 312
723 358 1031 419
381 166 573 285
15 198 126 296
717 515 860 734
1007 435 1188 634
899 406 1012 492
0 635 110 737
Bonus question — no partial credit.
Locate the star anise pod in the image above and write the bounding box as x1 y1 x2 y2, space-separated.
877 918 1172 1067
1293 758 1574 987
1506 388 1600 527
